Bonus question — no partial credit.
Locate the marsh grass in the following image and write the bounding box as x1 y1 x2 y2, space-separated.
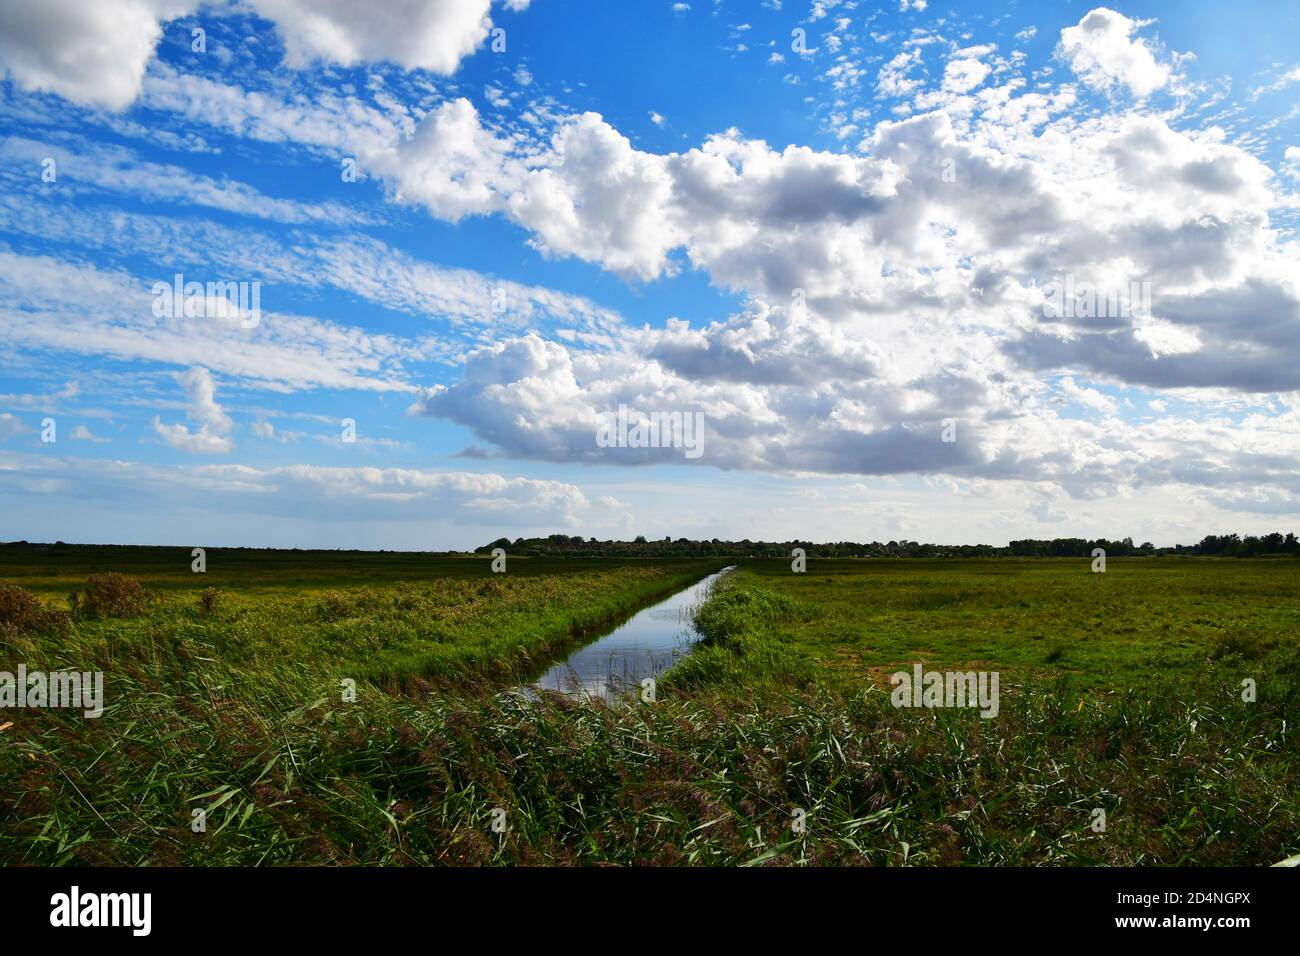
714 557 1300 692
2 629 1294 865
0 549 719 690
663 579 815 693
0 584 71 638
1 548 1297 866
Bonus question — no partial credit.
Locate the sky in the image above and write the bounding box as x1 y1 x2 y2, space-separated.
0 0 1298 551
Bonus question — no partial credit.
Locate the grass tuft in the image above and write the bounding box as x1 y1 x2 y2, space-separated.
70 573 152 619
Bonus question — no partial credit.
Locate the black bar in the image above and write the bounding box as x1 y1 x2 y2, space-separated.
0 866 1283 942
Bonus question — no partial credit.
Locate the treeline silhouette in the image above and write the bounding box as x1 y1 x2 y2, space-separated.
478 532 1300 559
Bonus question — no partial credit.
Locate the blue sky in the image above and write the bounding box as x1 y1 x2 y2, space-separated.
0 0 1298 550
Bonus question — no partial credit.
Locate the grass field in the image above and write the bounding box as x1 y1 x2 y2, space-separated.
668 557 1300 693
0 545 719 687
1 545 1297 866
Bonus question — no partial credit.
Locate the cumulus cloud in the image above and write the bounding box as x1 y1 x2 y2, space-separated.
941 58 990 94
1284 146 1300 179
0 0 194 109
375 97 515 221
877 49 925 98
1057 7 1170 97
1058 376 1118 416
0 0 528 110
508 113 687 280
245 0 500 73
392 66 1300 502
941 50 992 94
410 323 993 477
152 366 234 453
378 102 688 279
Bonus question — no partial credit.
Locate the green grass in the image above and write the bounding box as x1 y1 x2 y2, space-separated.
1 547 1297 866
0 545 720 688
698 557 1300 692
3 649 1293 866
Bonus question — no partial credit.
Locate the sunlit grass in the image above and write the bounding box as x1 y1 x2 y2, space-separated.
1 547 1296 866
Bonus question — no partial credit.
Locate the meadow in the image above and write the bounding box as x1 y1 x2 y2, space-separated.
0 545 1296 866
0 545 718 687
668 557 1300 693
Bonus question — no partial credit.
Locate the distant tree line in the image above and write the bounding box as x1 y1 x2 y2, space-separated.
477 532 1300 559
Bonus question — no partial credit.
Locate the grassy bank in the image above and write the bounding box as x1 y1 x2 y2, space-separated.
0 545 720 687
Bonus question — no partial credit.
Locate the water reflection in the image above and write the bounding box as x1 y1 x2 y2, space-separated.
526 566 735 704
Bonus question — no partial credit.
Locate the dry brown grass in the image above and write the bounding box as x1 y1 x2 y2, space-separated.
0 584 71 636
70 572 152 618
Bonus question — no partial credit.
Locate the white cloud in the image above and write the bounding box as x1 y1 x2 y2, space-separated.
0 381 80 410
877 49 924 98
392 95 1300 501
1057 7 1170 98
507 112 686 280
376 98 514 221
1251 65 1300 99
152 366 233 453
0 450 604 532
338 81 1300 448
0 0 529 111
69 424 111 443
1283 145 1300 179
0 0 194 110
0 250 423 393
246 0 504 74
1059 376 1118 416
140 63 415 157
0 413 25 443
942 56 991 94
0 193 625 351
9 25 1297 500
6 1 1300 527
0 135 367 226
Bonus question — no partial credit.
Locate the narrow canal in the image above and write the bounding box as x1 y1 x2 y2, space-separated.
527 566 736 703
